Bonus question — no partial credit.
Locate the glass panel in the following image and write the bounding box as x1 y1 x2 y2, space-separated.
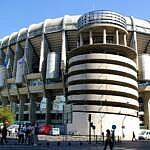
30 79 43 86
53 96 65 111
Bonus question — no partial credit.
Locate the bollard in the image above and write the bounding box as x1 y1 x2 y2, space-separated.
68 141 71 146
57 141 60 146
117 136 119 143
80 141 82 145
96 135 98 144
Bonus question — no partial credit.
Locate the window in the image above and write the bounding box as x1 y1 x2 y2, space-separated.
106 36 114 43
93 36 103 43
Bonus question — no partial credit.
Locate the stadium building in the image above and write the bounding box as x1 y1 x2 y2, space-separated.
0 10 150 139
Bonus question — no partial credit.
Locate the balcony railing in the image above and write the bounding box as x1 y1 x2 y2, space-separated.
78 10 127 30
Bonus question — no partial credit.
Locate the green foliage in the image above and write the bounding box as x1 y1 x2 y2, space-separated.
0 106 15 124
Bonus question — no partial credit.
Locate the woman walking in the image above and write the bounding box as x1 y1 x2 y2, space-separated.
103 129 113 150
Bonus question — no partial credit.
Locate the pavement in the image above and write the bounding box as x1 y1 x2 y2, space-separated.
0 135 150 149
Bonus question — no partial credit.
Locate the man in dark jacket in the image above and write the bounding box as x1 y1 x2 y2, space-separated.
1 124 7 144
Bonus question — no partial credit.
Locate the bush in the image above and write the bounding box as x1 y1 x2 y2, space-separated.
0 106 15 125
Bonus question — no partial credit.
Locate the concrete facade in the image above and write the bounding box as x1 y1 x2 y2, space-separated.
0 10 150 139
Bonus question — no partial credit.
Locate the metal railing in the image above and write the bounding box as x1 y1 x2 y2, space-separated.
78 10 127 30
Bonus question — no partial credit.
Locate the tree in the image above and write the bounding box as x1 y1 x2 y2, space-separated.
0 106 15 125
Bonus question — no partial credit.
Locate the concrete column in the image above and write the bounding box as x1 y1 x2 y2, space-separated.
10 97 16 112
18 96 24 121
130 16 138 69
29 94 36 123
103 29 106 44
143 93 150 129
61 30 67 70
124 34 127 47
89 30 93 44
12 43 19 77
39 34 45 72
46 95 55 124
2 98 8 107
24 38 33 73
10 99 13 112
12 43 23 77
133 31 138 69
77 40 79 48
80 33 83 46
116 30 119 45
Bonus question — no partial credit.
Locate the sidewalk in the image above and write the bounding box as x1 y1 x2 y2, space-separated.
1 134 148 150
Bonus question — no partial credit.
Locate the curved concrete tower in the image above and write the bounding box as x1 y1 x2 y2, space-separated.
67 10 139 140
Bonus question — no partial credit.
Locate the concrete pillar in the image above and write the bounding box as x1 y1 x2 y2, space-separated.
24 38 33 73
10 99 13 112
29 94 36 123
124 34 127 47
18 96 24 121
133 32 137 51
130 16 138 69
116 30 119 45
133 31 138 70
2 98 9 107
143 93 150 129
61 30 67 70
46 95 55 124
103 29 106 44
80 33 83 46
12 43 23 77
10 97 17 112
89 30 93 45
77 40 79 48
39 34 45 72
11 101 17 113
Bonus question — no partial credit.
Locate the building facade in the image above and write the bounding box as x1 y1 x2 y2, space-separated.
0 10 150 139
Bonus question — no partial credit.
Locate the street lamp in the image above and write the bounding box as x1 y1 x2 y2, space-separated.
121 101 129 139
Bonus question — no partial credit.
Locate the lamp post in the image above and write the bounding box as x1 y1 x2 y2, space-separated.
88 114 92 143
121 101 129 139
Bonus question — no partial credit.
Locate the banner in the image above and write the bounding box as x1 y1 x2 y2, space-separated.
16 57 24 83
40 96 47 112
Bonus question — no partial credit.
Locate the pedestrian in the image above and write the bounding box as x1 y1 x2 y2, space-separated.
24 123 29 144
17 124 24 144
103 129 113 150
111 130 115 146
0 123 7 144
33 122 39 146
132 131 136 141
102 132 104 144
26 124 33 145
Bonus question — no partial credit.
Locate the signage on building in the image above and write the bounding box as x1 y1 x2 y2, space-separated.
52 128 60 135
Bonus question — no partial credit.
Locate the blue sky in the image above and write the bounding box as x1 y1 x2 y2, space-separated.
0 0 149 39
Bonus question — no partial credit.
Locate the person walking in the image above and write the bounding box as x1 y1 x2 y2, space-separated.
26 124 33 145
132 131 136 141
33 123 39 146
111 130 115 147
1 124 8 144
17 124 24 144
103 129 113 150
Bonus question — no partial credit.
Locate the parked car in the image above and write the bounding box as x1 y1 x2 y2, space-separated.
38 124 52 135
138 130 150 140
7 124 19 134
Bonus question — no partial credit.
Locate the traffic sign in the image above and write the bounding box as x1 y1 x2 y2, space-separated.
112 125 116 129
